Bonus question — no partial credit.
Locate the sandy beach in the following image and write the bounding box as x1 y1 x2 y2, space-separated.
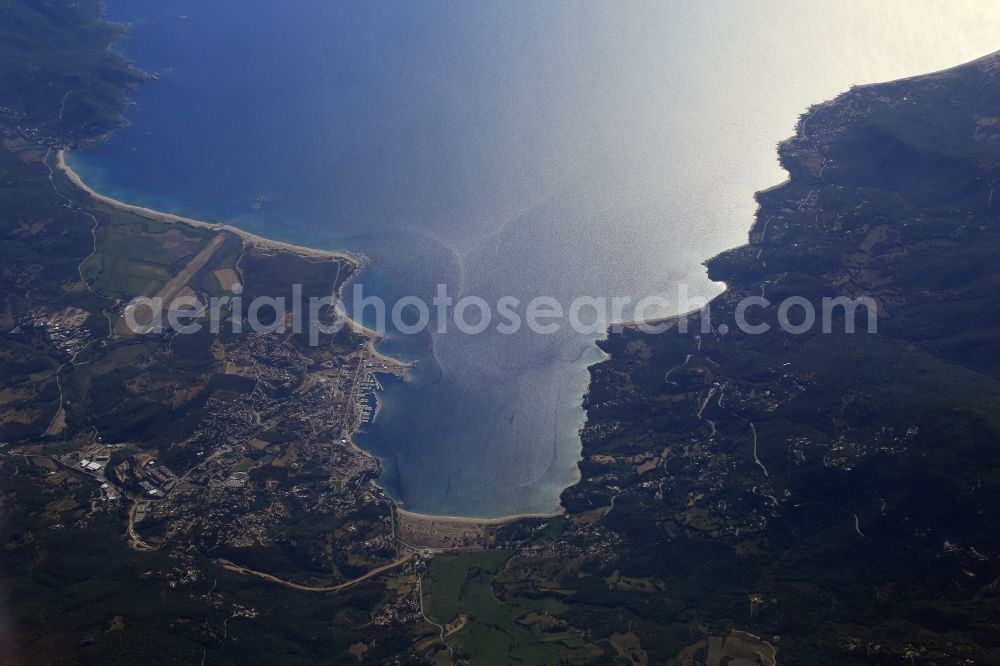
59 146 416 442
56 149 359 264
58 148 414 366
395 506 563 527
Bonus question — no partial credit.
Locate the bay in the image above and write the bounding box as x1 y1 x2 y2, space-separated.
71 0 1000 517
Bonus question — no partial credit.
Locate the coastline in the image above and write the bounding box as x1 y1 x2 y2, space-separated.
55 148 554 529
57 148 408 364
56 149 358 264
395 506 564 527
72 6 1000 537
599 52 1000 343
59 148 417 366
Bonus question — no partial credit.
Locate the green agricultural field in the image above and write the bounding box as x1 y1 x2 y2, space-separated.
424 552 602 664
81 218 211 298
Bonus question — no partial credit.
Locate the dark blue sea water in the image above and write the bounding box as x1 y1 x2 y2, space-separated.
73 0 998 516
